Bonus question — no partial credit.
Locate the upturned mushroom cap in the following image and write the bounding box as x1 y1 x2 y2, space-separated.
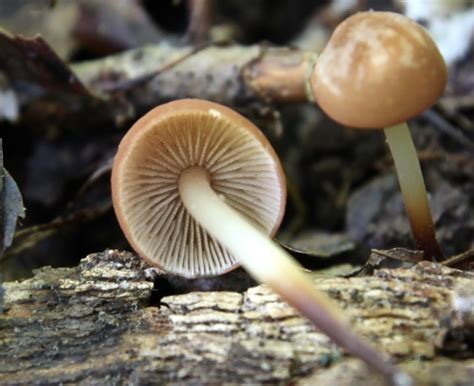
310 11 448 129
111 99 286 278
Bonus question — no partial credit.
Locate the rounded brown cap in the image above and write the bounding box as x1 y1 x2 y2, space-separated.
111 99 286 278
310 11 448 129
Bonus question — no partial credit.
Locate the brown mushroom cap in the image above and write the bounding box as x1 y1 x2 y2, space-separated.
111 99 286 278
310 11 448 129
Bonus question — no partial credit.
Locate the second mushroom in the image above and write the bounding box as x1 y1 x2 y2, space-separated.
311 11 447 260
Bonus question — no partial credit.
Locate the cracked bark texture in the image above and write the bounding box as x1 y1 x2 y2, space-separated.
0 249 473 385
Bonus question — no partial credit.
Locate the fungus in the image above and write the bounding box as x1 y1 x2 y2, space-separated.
112 99 404 383
310 11 447 260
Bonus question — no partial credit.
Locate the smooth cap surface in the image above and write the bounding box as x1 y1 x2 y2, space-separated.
310 11 448 129
112 99 286 278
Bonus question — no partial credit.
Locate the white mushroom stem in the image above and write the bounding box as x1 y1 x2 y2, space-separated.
384 123 444 260
179 166 405 383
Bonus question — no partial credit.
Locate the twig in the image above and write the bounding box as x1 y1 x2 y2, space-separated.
422 109 474 151
73 42 316 107
441 248 474 268
185 0 213 44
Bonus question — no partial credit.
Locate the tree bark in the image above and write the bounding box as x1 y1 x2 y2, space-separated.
0 249 473 385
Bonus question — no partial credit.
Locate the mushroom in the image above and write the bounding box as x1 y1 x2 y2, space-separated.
112 99 405 383
310 11 447 260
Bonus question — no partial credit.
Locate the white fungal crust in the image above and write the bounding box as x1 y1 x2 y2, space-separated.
115 108 284 277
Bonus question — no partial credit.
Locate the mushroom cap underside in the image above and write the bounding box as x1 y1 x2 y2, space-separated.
311 11 448 129
112 99 286 278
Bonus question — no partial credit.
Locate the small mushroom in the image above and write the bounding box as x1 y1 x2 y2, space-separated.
112 99 286 278
310 11 447 260
112 99 404 383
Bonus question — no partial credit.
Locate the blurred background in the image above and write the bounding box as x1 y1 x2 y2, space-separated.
1 0 473 280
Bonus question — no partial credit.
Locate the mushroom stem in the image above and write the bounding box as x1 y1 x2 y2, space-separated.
384 123 444 260
179 166 404 384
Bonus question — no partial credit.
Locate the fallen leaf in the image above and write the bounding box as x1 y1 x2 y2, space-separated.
277 232 363 269
0 139 26 255
0 29 115 131
353 248 424 277
0 139 25 312
1 169 26 251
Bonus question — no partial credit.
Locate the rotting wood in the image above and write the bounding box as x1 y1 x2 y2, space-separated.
0 249 473 385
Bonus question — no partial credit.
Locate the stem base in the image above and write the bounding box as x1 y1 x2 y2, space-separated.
384 123 444 260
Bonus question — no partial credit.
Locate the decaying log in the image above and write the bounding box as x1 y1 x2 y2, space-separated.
0 249 473 385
